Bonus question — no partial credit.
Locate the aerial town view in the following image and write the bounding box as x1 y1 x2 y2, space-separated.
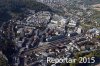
0 0 100 66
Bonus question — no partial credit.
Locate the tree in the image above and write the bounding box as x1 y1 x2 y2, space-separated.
0 55 8 66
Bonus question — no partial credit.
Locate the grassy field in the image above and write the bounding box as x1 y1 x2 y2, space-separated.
92 4 100 11
91 9 100 26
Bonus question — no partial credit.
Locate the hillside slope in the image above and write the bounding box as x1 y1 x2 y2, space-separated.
0 0 51 23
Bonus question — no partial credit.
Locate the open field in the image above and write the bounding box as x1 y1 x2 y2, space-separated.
92 4 100 7
92 4 100 11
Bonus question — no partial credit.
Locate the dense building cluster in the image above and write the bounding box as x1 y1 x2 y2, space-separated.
0 0 100 66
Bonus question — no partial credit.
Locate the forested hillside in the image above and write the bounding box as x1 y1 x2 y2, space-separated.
0 0 51 22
